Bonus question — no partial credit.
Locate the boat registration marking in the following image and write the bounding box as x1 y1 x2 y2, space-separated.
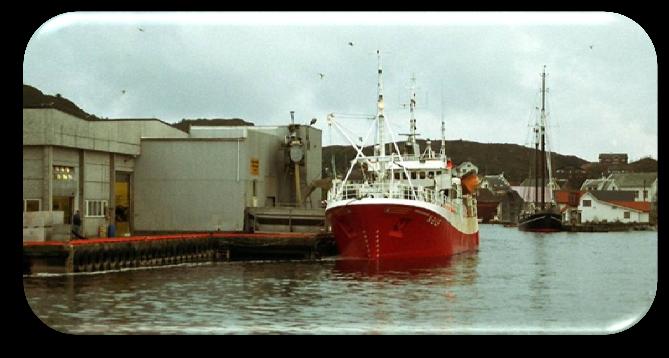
427 215 442 227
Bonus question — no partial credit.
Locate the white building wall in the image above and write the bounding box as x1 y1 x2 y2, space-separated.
133 139 256 232
456 162 478 176
23 109 187 156
578 193 649 224
24 108 323 236
23 147 43 201
81 151 110 236
622 183 658 202
51 147 79 204
132 125 322 232
114 153 135 172
83 151 110 200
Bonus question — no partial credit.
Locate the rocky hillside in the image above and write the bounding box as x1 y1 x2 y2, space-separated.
23 84 100 120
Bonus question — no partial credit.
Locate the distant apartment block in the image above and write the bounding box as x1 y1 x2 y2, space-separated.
598 153 628 165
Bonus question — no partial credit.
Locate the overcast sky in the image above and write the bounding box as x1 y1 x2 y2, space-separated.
24 12 657 162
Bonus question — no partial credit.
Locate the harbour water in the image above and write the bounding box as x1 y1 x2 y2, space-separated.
23 225 657 334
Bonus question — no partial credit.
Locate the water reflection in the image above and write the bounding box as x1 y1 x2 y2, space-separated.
333 253 478 280
528 233 550 312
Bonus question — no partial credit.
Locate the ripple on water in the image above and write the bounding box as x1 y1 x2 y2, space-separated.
24 227 657 334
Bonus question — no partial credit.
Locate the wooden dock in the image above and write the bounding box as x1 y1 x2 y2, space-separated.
23 232 338 275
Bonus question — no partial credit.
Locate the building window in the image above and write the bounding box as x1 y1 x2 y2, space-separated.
624 211 630 219
411 172 417 180
643 190 648 200
394 172 400 180
419 171 426 179
582 200 591 207
24 199 41 212
85 200 108 217
53 165 75 181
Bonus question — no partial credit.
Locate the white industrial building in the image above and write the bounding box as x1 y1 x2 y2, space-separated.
23 106 322 240
134 125 322 232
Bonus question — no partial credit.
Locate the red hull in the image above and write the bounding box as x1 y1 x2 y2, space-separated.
326 203 479 260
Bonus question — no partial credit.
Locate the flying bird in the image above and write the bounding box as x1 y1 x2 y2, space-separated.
121 90 126 95
138 27 145 32
318 73 325 79
348 42 354 46
589 45 593 49
310 118 317 126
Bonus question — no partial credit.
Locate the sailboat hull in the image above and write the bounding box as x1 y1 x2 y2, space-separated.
518 212 563 232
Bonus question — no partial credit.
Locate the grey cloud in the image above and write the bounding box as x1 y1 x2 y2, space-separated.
24 13 656 162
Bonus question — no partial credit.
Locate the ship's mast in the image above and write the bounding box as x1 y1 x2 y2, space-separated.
440 84 446 159
376 50 386 158
440 120 446 159
540 65 547 210
408 73 419 155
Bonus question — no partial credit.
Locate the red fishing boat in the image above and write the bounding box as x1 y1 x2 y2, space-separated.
325 51 479 260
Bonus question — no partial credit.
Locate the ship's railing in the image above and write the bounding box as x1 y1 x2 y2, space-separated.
356 154 445 164
330 182 445 207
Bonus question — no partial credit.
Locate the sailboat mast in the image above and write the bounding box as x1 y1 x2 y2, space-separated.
376 50 386 158
534 127 539 206
540 65 547 210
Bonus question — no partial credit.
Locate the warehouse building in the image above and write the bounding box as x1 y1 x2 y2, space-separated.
133 124 322 233
23 107 189 238
23 104 322 239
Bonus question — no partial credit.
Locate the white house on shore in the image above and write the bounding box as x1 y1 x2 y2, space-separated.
603 173 657 202
479 173 511 194
578 190 650 224
455 161 478 177
580 172 657 203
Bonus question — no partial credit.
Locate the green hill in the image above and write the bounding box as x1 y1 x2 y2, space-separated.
322 140 657 189
322 139 589 185
627 157 658 172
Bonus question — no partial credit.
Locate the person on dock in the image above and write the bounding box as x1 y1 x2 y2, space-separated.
106 213 116 238
72 210 84 239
